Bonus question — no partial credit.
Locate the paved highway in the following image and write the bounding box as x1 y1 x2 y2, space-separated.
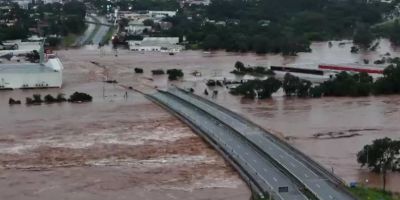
167 88 357 200
75 16 96 46
150 91 308 200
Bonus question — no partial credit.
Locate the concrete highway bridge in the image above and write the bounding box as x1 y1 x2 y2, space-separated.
147 87 358 200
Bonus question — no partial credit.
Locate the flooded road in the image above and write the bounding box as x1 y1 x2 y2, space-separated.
1 38 400 199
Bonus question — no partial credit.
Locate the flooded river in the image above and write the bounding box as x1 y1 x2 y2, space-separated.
1 38 400 198
73 39 400 192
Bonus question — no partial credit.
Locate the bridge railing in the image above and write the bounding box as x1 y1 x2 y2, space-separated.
172 87 360 200
146 92 279 200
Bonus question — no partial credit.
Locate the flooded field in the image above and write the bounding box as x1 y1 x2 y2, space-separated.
1 38 400 199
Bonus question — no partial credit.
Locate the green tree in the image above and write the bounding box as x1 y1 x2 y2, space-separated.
283 73 301 96
167 69 184 80
202 34 220 50
63 0 86 18
44 94 56 103
373 64 400 95
143 19 154 26
234 61 246 73
32 94 42 103
357 138 400 191
353 25 374 48
297 80 312 97
321 71 372 97
389 20 400 45
230 78 282 99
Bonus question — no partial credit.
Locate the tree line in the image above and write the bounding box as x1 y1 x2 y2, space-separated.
160 0 394 54
230 61 400 99
357 137 400 191
0 1 87 42
9 92 93 105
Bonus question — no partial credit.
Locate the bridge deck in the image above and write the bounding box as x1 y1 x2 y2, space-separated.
166 88 357 200
150 91 307 200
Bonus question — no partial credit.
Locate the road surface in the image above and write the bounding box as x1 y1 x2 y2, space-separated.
166 88 357 200
149 91 308 200
75 15 111 46
91 16 111 45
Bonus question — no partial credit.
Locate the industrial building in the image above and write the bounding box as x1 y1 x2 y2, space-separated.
0 57 63 89
0 39 41 56
0 45 63 90
128 37 183 52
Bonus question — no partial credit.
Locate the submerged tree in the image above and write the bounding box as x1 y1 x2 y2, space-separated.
230 78 282 99
357 138 400 191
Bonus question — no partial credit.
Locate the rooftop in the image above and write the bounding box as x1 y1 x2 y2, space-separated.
0 58 62 74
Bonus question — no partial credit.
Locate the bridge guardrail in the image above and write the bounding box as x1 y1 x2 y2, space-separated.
145 93 273 200
173 87 359 200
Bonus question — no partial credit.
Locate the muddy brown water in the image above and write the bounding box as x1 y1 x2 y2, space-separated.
1 39 400 198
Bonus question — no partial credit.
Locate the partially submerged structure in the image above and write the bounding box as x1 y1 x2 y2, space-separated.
128 37 183 52
0 42 63 89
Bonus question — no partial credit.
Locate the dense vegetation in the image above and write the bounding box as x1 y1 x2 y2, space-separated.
230 77 282 99
151 69 165 75
282 73 313 97
160 0 394 54
357 138 400 191
321 71 373 97
166 69 184 80
69 92 93 103
230 61 400 98
231 61 275 76
134 68 144 73
0 1 86 42
21 92 91 105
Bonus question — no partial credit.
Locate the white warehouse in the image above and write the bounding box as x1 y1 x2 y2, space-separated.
128 37 183 52
0 57 63 89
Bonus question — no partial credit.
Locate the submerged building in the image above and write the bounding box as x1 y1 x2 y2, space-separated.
0 41 63 90
128 37 183 52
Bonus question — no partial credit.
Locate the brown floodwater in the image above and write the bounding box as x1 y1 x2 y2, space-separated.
2 38 400 198
75 39 400 192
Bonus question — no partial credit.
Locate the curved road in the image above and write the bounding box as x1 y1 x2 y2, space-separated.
75 15 111 46
164 88 357 200
150 91 308 200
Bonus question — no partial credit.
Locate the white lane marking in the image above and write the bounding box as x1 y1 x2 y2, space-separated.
304 174 309 178
253 159 257 163
316 183 320 188
273 177 278 182
290 162 296 167
329 195 334 199
245 152 249 156
263 168 268 172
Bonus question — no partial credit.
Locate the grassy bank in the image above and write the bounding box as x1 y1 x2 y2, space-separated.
62 34 78 47
350 187 400 200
